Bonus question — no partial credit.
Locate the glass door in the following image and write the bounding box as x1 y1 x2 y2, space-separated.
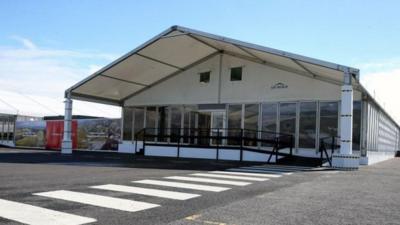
211 111 226 145
279 102 297 149
197 112 211 146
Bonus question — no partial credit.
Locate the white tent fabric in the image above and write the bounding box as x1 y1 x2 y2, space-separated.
68 25 360 106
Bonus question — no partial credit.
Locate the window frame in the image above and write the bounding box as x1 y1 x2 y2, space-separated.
199 71 211 84
298 101 317 149
230 66 242 81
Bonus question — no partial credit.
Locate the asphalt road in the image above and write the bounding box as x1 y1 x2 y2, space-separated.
0 148 399 225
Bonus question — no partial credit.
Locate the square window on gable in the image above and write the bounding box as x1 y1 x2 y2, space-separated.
230 67 242 81
199 71 210 83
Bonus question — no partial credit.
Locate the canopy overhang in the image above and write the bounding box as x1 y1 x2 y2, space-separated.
67 25 360 106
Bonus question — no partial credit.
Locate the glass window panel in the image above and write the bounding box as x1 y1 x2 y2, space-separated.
211 111 225 145
319 102 339 139
299 102 317 148
190 111 197 144
230 67 242 81
183 107 190 143
8 120 14 141
0 119 2 141
182 106 197 144
170 106 182 142
1 118 9 141
279 103 297 148
212 112 224 129
197 112 211 146
157 106 169 142
228 104 242 145
199 71 210 83
261 103 277 147
244 104 259 146
133 107 144 139
145 107 156 141
279 102 297 135
122 107 133 141
353 101 361 150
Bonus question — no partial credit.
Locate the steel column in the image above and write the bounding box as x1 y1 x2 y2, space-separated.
61 95 73 154
332 69 359 169
339 70 353 155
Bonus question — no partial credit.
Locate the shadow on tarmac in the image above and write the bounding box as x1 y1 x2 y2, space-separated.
0 148 265 171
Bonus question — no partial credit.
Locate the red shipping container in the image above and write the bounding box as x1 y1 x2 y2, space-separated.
45 120 77 150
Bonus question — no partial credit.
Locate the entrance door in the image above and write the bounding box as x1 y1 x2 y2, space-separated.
195 111 226 146
197 112 211 146
211 111 225 145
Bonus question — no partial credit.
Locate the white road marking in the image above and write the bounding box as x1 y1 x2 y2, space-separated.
252 164 313 170
133 180 230 192
239 166 304 173
91 184 200 200
191 173 269 181
34 190 159 212
0 198 96 225
165 176 251 186
320 170 340 174
239 166 297 173
211 171 282 178
228 168 293 175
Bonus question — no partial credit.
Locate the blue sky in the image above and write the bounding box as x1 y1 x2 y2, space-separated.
0 0 399 119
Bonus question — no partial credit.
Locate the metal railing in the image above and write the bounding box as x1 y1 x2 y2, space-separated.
319 136 340 166
134 127 294 162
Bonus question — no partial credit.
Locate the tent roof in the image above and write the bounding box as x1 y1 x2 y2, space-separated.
68 25 360 106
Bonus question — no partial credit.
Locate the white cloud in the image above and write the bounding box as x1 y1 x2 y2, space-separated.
88 64 104 74
10 35 37 50
0 36 121 118
360 64 400 124
357 58 400 74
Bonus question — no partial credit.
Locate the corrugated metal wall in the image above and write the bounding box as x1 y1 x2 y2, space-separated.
364 100 400 153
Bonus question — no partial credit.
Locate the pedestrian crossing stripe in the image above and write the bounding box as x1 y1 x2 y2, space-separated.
0 198 96 225
251 164 313 170
133 179 231 192
34 190 160 212
190 173 269 181
238 166 301 172
91 184 200 200
165 176 251 186
227 168 293 175
210 171 282 178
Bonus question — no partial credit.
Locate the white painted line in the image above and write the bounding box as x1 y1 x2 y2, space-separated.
255 164 313 170
320 170 340 174
165 176 251 186
0 198 96 225
239 166 297 173
34 190 159 212
191 173 269 181
248 167 305 172
91 184 200 200
255 166 307 171
211 171 282 178
133 179 230 192
228 168 293 175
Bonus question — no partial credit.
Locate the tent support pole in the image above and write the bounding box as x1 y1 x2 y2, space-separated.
332 69 359 169
61 92 73 154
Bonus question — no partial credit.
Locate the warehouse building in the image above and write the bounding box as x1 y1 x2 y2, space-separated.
63 26 400 169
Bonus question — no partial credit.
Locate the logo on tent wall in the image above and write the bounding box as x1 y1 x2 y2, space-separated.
271 82 288 89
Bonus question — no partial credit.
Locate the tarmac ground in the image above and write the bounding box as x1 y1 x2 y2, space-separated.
0 148 399 225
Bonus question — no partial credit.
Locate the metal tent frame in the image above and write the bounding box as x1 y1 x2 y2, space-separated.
66 25 360 106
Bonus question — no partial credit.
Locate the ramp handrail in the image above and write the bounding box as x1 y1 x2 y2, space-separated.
134 127 294 162
319 136 340 166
